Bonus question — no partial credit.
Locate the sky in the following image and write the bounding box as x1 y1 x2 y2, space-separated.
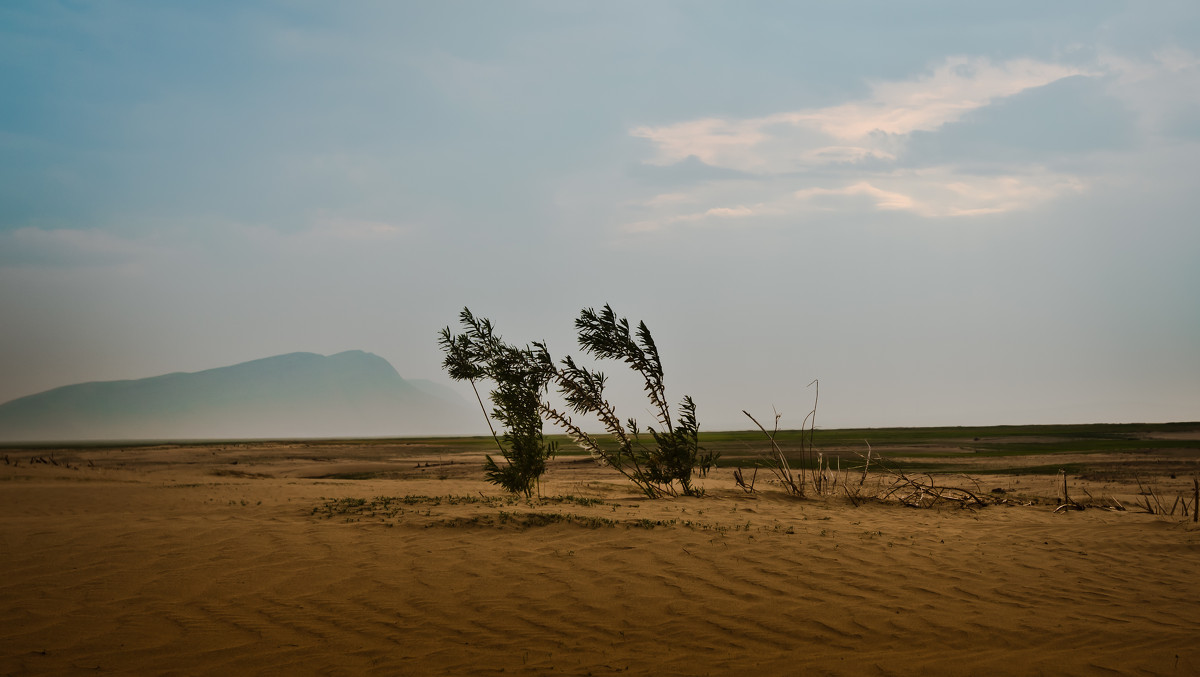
1 1 1198 432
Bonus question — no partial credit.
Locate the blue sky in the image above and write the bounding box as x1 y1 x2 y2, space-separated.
1 1 1198 431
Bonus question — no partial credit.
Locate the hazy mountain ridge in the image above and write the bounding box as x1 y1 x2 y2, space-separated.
0 351 475 441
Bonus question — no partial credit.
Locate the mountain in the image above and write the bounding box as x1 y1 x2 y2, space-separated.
0 351 477 441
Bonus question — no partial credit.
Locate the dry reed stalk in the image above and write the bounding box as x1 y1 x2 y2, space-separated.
1134 474 1155 514
816 452 824 495
799 380 819 493
540 402 665 498
859 442 872 487
742 409 803 497
467 379 507 458
1150 488 1167 514
839 443 877 507
733 466 757 494
1055 470 1085 512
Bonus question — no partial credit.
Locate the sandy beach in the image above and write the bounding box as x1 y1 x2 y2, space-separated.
2 441 1198 676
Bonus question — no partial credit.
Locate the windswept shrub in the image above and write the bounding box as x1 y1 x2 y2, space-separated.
440 304 713 499
438 309 556 498
535 305 717 497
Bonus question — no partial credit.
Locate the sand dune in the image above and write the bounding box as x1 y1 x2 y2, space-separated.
1 446 1198 675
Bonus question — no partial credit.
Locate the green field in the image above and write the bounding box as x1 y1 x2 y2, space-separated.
558 421 1200 476
5 421 1197 479
695 421 1200 476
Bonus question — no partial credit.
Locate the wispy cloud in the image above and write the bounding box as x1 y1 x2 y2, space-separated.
623 55 1105 231
632 56 1088 175
623 166 1085 232
795 182 916 212
624 202 774 234
793 169 1085 218
810 57 1088 138
307 216 409 242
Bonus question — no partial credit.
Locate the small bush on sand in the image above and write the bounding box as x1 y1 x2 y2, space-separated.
438 309 556 498
439 305 714 498
536 305 717 498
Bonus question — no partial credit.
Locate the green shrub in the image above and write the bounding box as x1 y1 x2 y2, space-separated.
536 305 717 497
440 304 714 498
438 309 556 498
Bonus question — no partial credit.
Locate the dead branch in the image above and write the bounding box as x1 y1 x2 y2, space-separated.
733 466 757 494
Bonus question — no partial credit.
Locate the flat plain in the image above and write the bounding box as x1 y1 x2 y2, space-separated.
2 424 1198 676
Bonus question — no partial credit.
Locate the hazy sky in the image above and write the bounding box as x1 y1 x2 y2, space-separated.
2 1 1198 431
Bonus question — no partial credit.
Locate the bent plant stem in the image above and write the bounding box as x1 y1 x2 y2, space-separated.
469 377 506 458
743 409 802 497
805 379 819 493
539 401 663 498
438 309 555 498
859 441 872 487
545 307 707 498
535 347 653 490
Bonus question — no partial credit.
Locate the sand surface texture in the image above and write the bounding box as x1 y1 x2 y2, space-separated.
2 442 1198 676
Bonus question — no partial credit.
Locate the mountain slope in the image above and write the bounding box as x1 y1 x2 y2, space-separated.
0 351 475 441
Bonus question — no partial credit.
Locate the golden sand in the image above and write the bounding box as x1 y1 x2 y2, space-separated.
1 444 1197 675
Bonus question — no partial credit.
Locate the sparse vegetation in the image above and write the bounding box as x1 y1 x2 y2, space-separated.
439 309 557 498
311 493 749 532
741 381 841 498
535 305 717 498
440 304 716 498
740 394 1007 509
742 406 808 497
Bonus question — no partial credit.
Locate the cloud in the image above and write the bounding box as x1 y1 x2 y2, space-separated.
623 201 776 234
704 206 756 218
622 165 1086 232
793 169 1085 218
808 57 1088 138
307 216 409 242
795 182 915 213
619 52 1200 232
631 56 1088 175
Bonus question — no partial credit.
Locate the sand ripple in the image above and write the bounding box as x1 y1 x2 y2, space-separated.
2 470 1198 675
